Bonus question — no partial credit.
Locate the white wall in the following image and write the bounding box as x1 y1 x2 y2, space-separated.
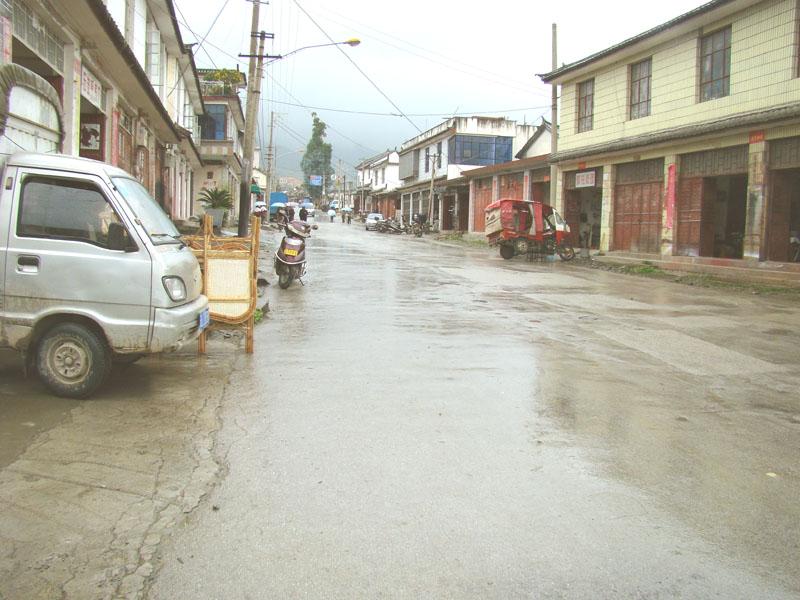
132 0 147 67
106 0 126 34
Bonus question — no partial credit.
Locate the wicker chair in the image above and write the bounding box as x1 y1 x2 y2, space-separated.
183 215 260 353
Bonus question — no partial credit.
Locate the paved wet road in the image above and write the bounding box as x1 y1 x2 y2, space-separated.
148 220 799 599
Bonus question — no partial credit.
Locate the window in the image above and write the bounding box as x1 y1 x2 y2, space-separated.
447 135 513 166
424 147 430 173
629 58 651 119
200 104 226 140
436 141 442 168
577 79 594 132
18 177 123 248
145 21 161 89
700 27 731 101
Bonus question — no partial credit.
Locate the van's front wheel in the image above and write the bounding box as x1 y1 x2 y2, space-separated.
37 323 112 398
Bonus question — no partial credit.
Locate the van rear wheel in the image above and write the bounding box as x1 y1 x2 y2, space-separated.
37 323 112 398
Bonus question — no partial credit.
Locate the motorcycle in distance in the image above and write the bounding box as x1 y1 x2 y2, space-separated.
272 216 318 289
411 213 427 237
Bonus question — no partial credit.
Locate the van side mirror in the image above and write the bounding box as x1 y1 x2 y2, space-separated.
108 222 135 252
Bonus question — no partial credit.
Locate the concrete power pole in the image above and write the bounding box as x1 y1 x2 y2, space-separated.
238 1 263 237
549 23 558 208
265 111 275 195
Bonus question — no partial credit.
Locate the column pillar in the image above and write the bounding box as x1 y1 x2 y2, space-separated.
660 154 678 257
492 175 499 202
599 164 614 253
468 180 476 233
744 140 768 260
522 169 532 202
63 43 81 156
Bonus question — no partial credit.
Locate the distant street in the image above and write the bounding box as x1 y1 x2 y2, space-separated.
1 219 798 598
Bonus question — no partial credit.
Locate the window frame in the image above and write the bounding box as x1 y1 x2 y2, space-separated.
699 26 732 102
16 175 127 250
577 78 595 133
629 57 652 120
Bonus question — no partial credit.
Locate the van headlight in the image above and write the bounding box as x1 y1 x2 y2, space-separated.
162 276 187 302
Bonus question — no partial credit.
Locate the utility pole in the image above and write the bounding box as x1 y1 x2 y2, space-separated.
265 111 275 195
428 152 437 223
237 1 260 236
549 23 558 208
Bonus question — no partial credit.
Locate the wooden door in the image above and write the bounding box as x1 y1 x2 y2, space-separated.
767 170 792 261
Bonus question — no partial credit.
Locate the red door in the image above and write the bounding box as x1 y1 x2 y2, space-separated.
473 182 493 231
613 182 662 253
676 177 704 256
767 171 792 261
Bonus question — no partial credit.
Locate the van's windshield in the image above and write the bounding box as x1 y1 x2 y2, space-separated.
112 177 181 245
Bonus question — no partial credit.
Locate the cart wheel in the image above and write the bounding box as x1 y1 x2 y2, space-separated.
499 244 515 260
557 243 576 261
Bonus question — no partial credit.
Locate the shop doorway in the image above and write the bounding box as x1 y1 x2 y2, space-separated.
676 175 747 258
767 169 800 262
710 175 747 258
458 194 469 231
565 187 603 249
442 195 455 230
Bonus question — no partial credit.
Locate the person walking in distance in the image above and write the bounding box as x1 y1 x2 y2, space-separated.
327 208 335 223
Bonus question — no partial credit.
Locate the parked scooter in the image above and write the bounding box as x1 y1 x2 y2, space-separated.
273 217 318 289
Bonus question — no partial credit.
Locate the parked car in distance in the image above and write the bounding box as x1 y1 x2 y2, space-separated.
365 213 384 231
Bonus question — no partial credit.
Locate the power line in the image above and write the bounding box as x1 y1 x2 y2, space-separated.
168 0 231 98
308 5 548 98
292 0 422 133
263 98 553 118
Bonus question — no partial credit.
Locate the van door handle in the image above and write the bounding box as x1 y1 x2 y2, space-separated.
17 255 40 273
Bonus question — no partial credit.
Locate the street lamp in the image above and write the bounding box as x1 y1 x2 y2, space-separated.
237 36 360 235
266 38 361 63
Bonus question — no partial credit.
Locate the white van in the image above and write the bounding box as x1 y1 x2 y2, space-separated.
0 153 209 398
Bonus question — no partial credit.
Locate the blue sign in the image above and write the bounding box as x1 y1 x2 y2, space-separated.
309 175 322 186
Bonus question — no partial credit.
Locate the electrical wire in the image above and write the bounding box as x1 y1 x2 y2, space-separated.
167 0 231 98
292 0 422 133
262 97 553 118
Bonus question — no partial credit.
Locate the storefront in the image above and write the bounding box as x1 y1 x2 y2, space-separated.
564 168 603 249
613 158 664 254
675 145 748 258
766 136 800 263
0 63 63 156
78 65 106 162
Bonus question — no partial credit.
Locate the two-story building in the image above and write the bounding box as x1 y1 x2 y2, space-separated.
194 68 246 221
355 150 400 217
541 0 800 267
397 117 538 230
2 0 205 221
458 118 552 233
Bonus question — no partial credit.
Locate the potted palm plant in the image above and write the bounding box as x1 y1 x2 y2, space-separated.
198 187 233 227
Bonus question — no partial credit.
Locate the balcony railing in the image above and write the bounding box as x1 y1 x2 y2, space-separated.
199 81 240 97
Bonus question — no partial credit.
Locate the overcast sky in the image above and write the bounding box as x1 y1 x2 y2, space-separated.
172 0 711 179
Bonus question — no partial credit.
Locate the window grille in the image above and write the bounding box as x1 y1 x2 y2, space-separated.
629 58 651 119
12 1 64 72
700 27 731 101
577 79 594 132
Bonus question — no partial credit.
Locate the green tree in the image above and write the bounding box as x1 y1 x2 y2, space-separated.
300 113 333 201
